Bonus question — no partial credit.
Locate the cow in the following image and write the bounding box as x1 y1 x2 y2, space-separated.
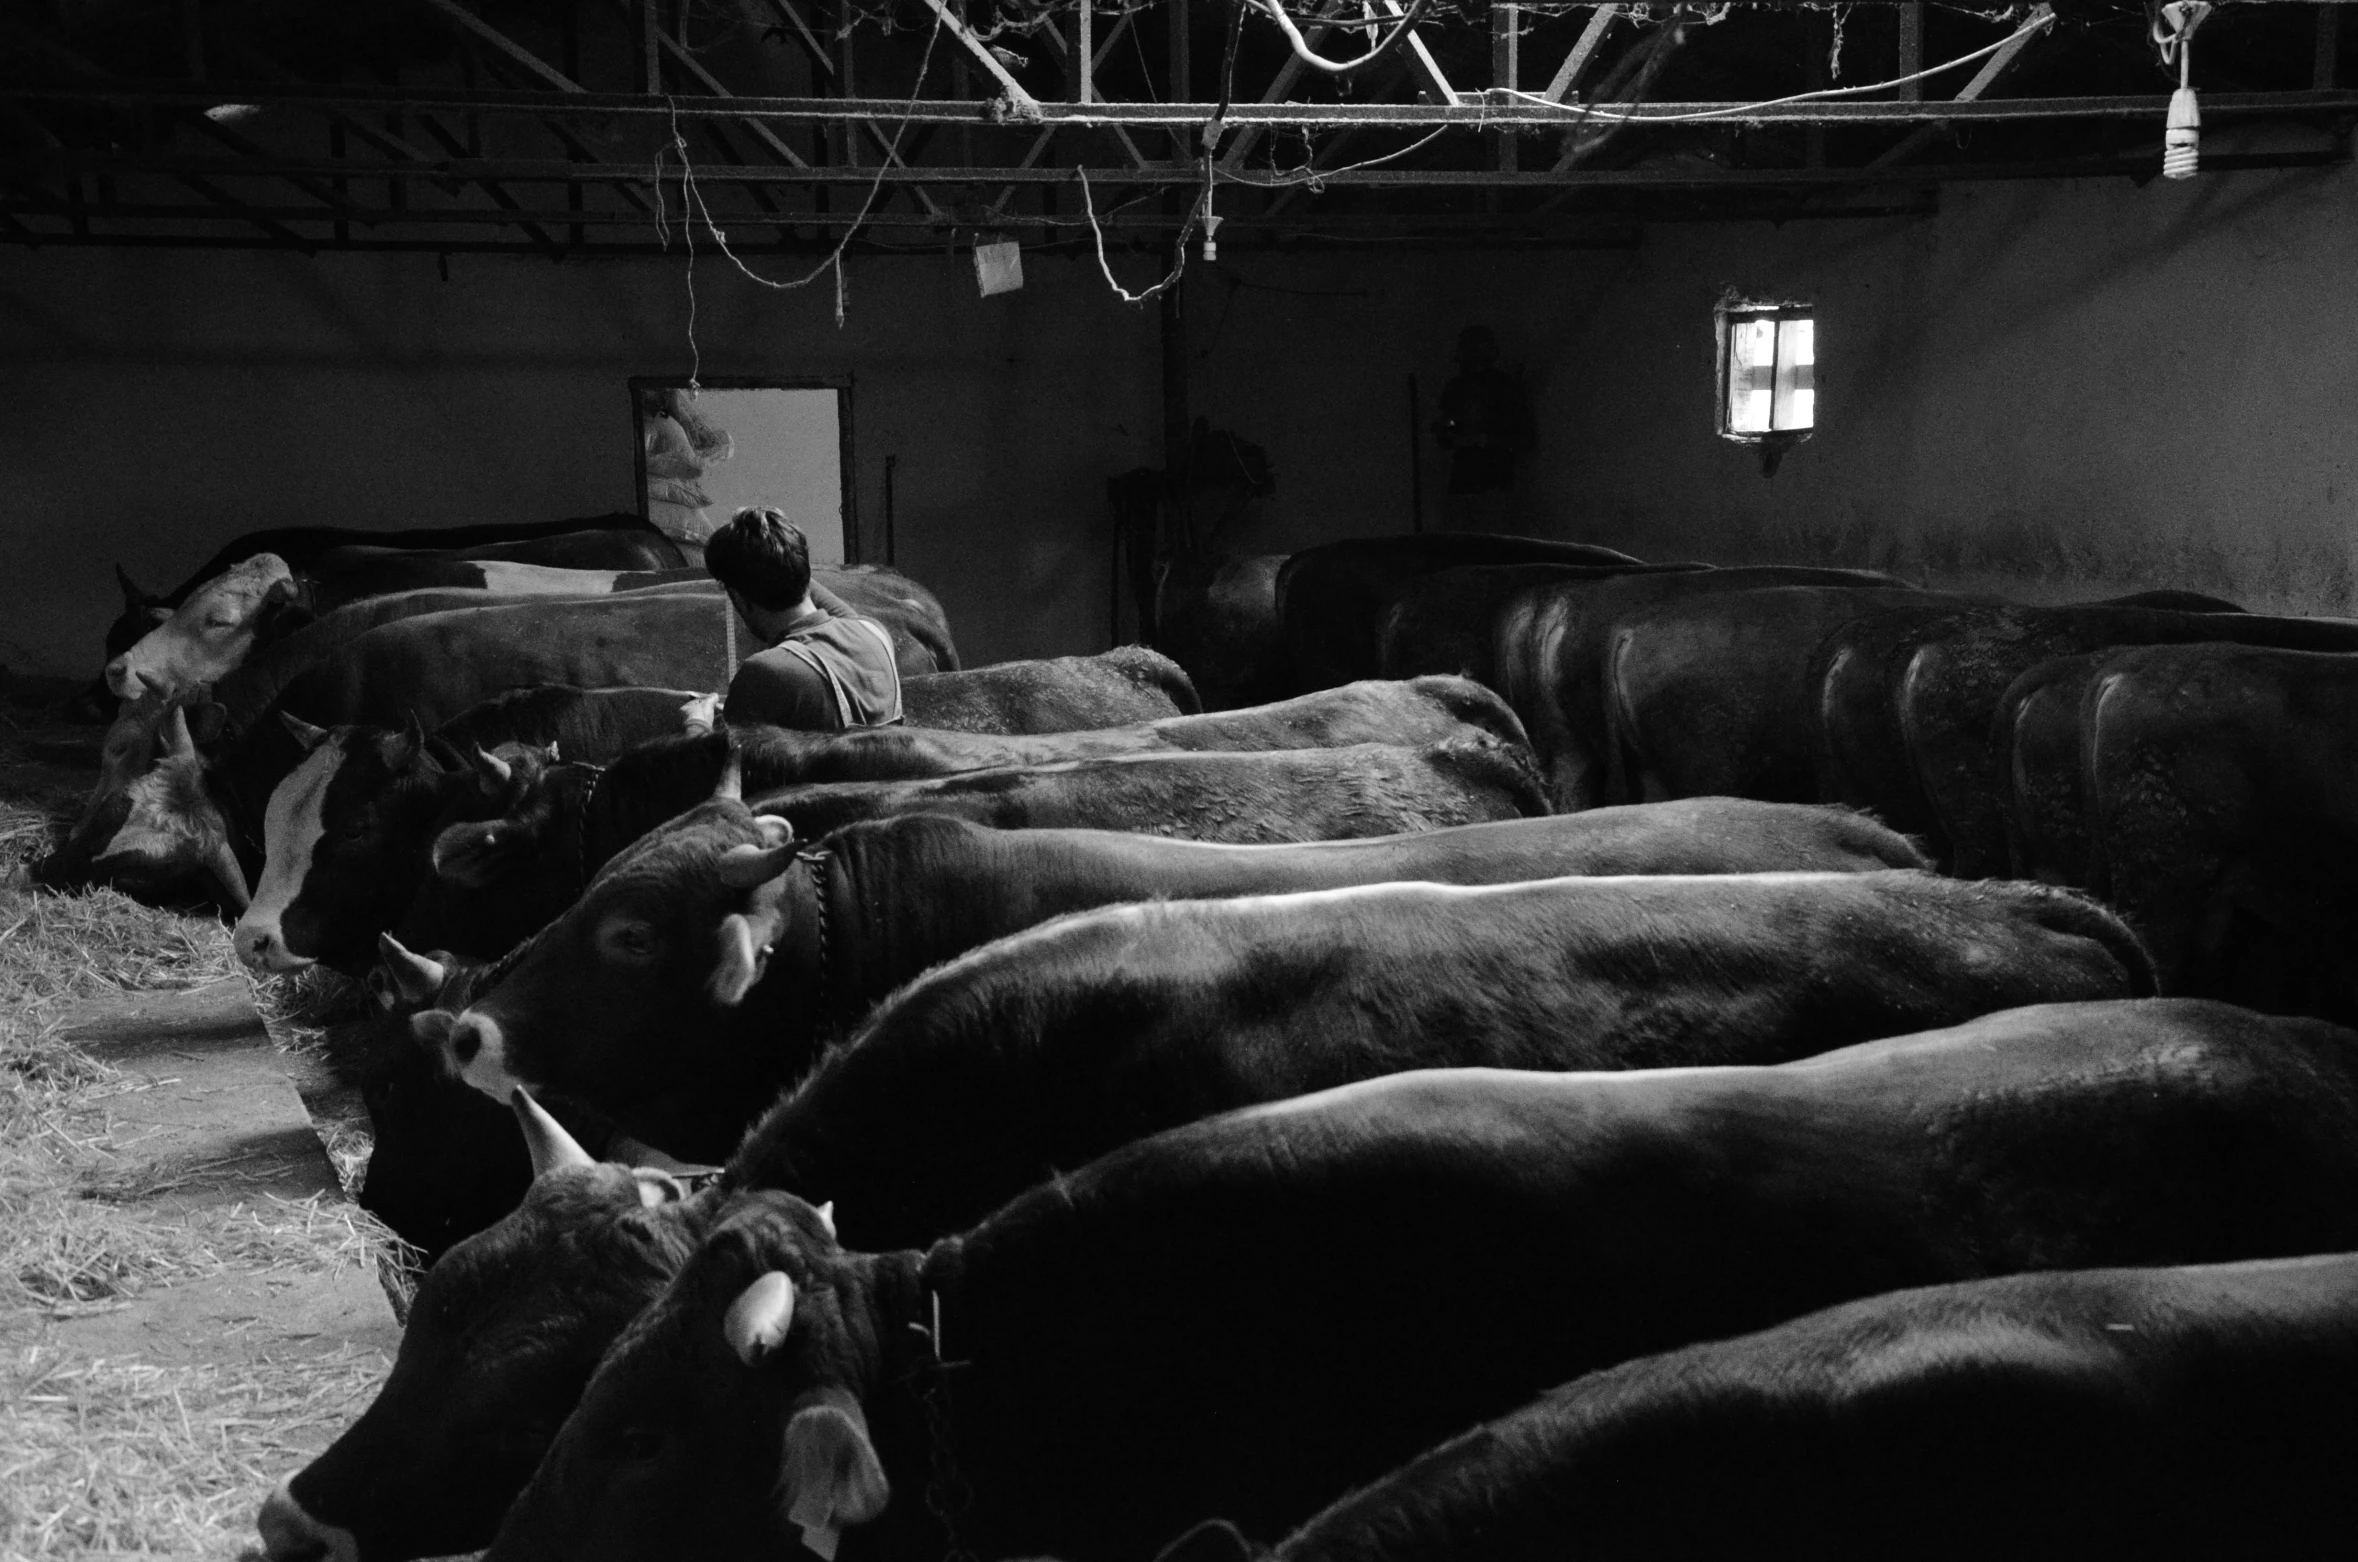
1996 650 2112 884
2082 644 2358 1021
340 936 702 1260
1897 603 2358 876
101 510 664 662
361 800 1931 1248
1809 590 2247 861
219 590 940 736
1189 1250 2358 1562
437 822 2143 1159
106 561 953 705
1373 561 1706 688
1479 566 1913 809
1148 554 1289 709
246 678 1530 968
746 741 1547 852
390 998 2358 1562
1275 534 1645 692
1605 585 1961 805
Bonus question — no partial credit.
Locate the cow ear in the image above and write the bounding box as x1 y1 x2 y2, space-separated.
376 933 449 1006
116 563 154 611
511 1088 597 1179
723 1270 797 1365
633 1168 686 1208
278 711 330 752
716 840 798 893
780 1398 890 1555
387 711 426 767
710 912 775 1007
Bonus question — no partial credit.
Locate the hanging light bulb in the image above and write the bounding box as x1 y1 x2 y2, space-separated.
2155 1 2212 181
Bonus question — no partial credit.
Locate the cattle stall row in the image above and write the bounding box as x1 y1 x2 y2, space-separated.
33 518 2358 1559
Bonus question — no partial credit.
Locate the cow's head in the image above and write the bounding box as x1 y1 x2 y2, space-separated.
482 1191 883 1562
258 1094 712 1562
434 783 806 1144
235 718 524 977
81 703 249 908
105 552 298 700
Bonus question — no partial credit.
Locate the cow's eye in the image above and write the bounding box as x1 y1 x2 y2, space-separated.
600 920 660 962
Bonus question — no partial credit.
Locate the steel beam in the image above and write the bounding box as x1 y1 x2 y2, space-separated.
15 81 2335 129
1870 4 2055 170
1545 4 1622 102
25 142 2337 192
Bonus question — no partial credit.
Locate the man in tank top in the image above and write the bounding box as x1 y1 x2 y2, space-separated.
705 506 902 731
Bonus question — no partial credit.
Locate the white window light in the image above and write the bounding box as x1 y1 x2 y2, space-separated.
1717 298 1815 441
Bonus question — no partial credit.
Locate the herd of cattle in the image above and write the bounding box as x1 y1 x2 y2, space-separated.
33 517 2358 1558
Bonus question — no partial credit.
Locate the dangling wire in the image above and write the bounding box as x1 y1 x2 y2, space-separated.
654 12 946 330
1248 0 1434 77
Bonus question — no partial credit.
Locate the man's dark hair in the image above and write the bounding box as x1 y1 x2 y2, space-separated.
705 506 812 610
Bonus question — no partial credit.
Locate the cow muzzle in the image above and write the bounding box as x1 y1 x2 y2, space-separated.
256 1479 361 1562
440 1011 525 1100
234 917 315 974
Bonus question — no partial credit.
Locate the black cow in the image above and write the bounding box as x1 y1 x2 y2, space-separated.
1374 561 1706 689
102 510 663 661
746 740 1546 848
363 800 1929 1249
1809 590 2245 861
1899 603 2358 876
2083 644 2358 1020
1995 650 2112 884
440 820 2142 1158
1276 534 1644 691
1147 553 1289 709
1189 1250 2358 1561
1483 566 1912 808
415 999 2358 1562
1606 585 1963 804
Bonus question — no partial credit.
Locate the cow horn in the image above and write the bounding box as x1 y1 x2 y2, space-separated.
159 704 197 761
722 1270 797 1365
205 836 252 912
471 745 514 786
716 838 798 891
377 932 449 1005
713 750 744 802
278 711 330 752
511 1088 597 1179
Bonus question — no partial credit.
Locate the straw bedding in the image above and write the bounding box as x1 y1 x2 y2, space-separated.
1 699 414 1558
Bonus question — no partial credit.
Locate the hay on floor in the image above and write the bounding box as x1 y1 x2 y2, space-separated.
2 709 413 1560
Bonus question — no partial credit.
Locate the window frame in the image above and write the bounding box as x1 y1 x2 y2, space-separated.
1713 295 1816 446
628 374 860 562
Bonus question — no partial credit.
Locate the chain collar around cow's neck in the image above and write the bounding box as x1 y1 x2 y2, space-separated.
897 1286 975 1562
798 845 834 1038
569 762 608 897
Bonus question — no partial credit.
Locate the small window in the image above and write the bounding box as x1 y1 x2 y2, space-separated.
1717 299 1814 439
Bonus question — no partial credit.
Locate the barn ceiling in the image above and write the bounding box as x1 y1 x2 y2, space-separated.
0 1 2350 256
